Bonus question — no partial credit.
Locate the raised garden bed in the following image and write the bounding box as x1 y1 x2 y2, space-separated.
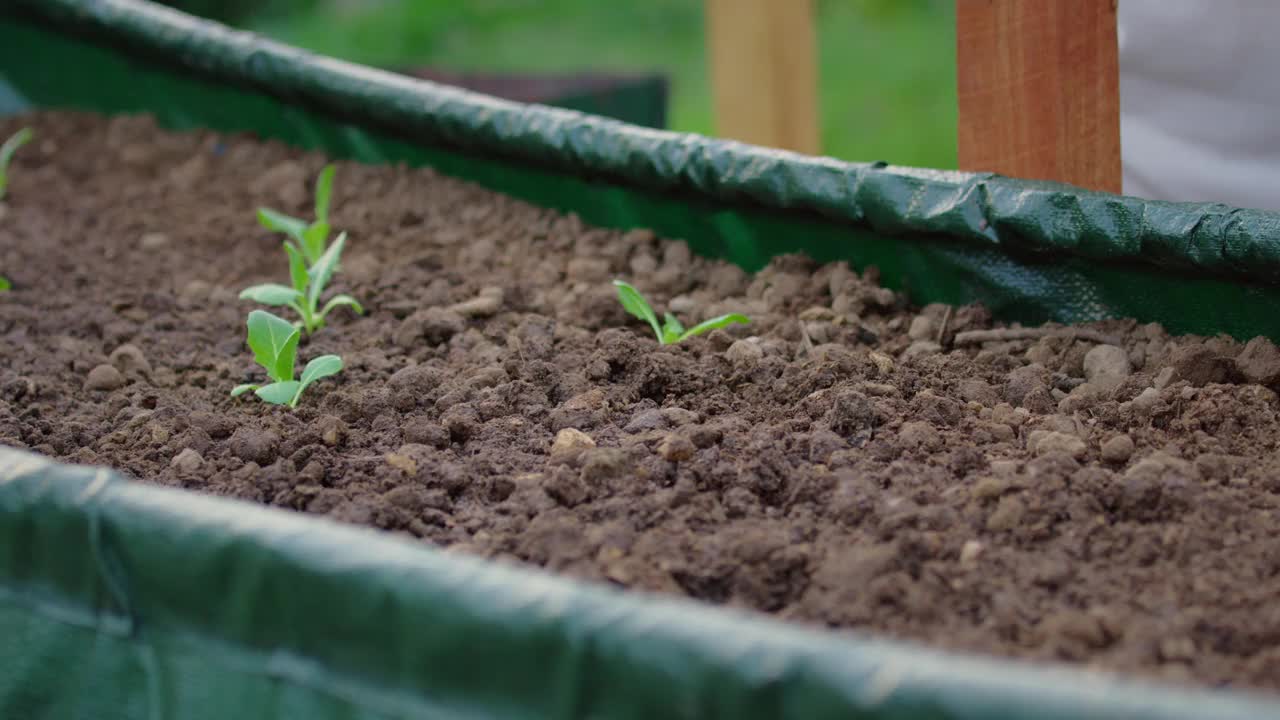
6 110 1280 695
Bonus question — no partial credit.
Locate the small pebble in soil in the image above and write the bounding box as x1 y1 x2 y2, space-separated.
315 415 347 447
959 539 984 565
623 408 669 433
1030 430 1087 459
1101 434 1135 465
229 427 279 465
139 232 169 250
656 433 695 462
898 421 941 451
403 417 450 448
84 364 125 391
986 495 1026 532
108 343 151 375
1130 387 1161 413
1234 336 1280 386
1082 344 1132 391
550 428 595 463
170 448 203 473
1166 345 1235 387
725 339 763 366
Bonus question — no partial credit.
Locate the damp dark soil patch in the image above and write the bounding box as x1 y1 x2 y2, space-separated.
5 111 1280 693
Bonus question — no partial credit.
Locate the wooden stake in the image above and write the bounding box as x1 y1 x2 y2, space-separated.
956 0 1121 193
705 0 820 154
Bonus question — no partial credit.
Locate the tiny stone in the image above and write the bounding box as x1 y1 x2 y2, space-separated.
385 452 418 475
1235 336 1280 386
85 364 125 391
657 433 696 462
140 232 169 250
971 476 1007 502
229 427 279 465
404 417 449 448
959 540 984 565
623 408 669 433
565 257 610 283
725 339 764 366
668 295 698 315
898 420 941 451
902 340 942 358
868 352 894 375
1083 344 1132 390
986 496 1026 532
108 343 151 375
1031 431 1087 459
908 315 936 341
1132 387 1161 412
660 407 700 426
550 428 596 462
170 448 203 473
316 415 347 447
1101 434 1135 464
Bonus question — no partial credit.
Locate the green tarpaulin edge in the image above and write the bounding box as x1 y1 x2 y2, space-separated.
3 446 1277 720
8 0 1280 342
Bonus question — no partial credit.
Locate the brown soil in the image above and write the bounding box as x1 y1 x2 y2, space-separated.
5 111 1280 693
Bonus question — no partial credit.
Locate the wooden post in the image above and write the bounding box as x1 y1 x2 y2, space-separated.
956 0 1121 193
705 0 820 155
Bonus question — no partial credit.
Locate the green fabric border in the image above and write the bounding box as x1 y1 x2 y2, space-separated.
3 447 1278 720
16 0 1280 283
5 3 1280 340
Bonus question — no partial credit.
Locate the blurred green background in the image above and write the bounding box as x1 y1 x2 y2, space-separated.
166 0 957 169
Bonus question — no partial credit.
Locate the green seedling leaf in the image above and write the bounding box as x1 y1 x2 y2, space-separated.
307 231 346 311
294 355 343 406
239 283 303 307
246 310 300 383
284 242 309 294
313 164 335 225
612 279 750 345
0 127 33 201
256 381 301 406
0 276 9 292
613 280 663 342
677 313 751 342
258 207 308 249
302 221 329 265
318 293 364 322
661 312 685 344
230 384 258 397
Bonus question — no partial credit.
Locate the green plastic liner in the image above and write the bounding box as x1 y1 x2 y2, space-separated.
3 1 1280 718
4 446 1278 720
8 0 1280 341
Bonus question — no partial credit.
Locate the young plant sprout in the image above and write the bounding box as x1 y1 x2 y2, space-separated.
0 276 9 292
613 280 749 345
239 231 363 334
0 127 33 201
258 163 336 265
231 310 343 408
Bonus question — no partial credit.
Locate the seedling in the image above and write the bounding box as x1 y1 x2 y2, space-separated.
0 276 9 292
239 231 363 334
231 310 343 408
612 280 749 345
258 163 336 265
0 127 33 201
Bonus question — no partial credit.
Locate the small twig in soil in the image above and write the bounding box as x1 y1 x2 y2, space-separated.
936 306 954 347
952 327 1122 347
798 320 815 357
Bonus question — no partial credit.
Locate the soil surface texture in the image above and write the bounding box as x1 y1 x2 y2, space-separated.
5 111 1280 693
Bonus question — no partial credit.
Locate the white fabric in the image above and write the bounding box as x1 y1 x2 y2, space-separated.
1119 0 1280 210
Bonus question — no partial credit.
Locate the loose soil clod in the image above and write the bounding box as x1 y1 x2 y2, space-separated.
5 111 1280 692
